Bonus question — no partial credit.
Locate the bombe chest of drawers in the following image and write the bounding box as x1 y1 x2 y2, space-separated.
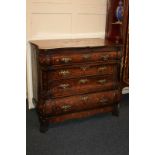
30 39 123 132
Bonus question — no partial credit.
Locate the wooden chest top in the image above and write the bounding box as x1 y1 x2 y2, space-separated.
30 38 122 50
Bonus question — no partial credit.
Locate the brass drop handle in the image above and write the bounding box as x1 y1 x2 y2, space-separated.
83 54 91 59
101 55 109 60
98 66 107 72
80 66 89 71
61 57 72 63
59 70 70 77
99 98 108 105
79 79 89 84
81 96 89 102
98 79 107 84
59 84 70 89
61 105 71 111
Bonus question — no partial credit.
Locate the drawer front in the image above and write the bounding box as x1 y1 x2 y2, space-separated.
44 90 121 116
47 64 116 81
47 75 119 98
39 50 121 66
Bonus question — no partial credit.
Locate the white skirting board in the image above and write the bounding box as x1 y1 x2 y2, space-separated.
26 42 35 109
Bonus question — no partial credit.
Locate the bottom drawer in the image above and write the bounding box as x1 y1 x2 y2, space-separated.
43 90 121 116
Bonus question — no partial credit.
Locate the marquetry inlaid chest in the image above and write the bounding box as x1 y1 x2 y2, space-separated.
30 39 123 132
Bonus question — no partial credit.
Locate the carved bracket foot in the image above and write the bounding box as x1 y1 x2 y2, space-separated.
40 121 49 133
112 103 120 117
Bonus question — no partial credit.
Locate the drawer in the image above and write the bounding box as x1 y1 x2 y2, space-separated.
47 64 117 81
44 90 121 116
46 75 119 98
39 49 121 66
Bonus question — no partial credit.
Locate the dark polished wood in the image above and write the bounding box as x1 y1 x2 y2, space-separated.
39 48 121 66
122 0 129 86
105 0 124 43
48 106 114 123
30 38 123 50
106 0 129 87
47 75 119 98
43 90 121 116
31 41 122 132
112 103 120 116
45 63 117 81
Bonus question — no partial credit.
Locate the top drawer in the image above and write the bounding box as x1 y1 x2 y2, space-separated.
39 48 121 66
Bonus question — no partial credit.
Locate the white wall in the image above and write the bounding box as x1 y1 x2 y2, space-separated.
27 0 107 109
27 0 107 40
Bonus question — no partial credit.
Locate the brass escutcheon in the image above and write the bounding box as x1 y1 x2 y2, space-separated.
59 70 70 77
99 98 108 105
59 84 70 89
101 54 109 60
98 66 107 72
80 66 89 71
83 54 91 59
61 57 72 63
61 105 71 111
79 79 89 84
81 96 89 102
98 79 107 84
